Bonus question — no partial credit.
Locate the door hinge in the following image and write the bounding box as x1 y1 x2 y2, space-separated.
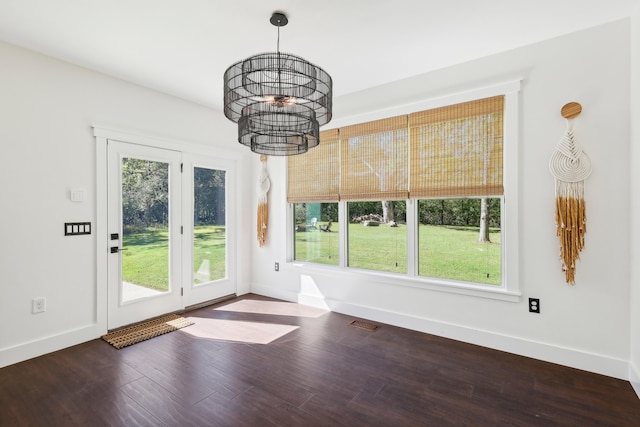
181 225 183 234
180 163 183 173
181 288 184 296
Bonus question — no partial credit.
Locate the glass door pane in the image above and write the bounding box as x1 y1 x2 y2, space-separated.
107 140 182 330
182 155 235 308
193 167 226 285
121 157 171 301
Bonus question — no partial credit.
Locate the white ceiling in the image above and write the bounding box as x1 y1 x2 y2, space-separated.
1 0 638 112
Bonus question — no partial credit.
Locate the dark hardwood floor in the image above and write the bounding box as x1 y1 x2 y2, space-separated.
1 294 639 426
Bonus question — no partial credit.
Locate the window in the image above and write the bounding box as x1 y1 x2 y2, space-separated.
418 198 501 285
339 116 408 273
293 202 338 265
288 83 519 298
289 130 340 266
409 96 504 286
348 201 406 273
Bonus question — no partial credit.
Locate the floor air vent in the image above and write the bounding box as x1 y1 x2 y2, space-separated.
349 319 380 332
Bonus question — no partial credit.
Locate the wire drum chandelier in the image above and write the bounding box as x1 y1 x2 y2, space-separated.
223 12 333 156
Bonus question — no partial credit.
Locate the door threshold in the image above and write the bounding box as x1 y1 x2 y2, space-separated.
185 294 237 311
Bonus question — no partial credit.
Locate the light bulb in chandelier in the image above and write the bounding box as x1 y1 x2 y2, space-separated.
264 95 298 108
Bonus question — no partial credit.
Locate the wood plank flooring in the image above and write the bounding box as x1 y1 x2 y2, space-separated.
1 294 639 426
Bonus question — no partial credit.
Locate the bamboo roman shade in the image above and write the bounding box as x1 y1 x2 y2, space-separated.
287 129 340 202
340 115 409 201
410 96 504 198
287 95 504 202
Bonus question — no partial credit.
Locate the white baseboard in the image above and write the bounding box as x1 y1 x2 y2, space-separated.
630 361 640 399
251 283 629 380
0 324 103 369
251 283 300 304
4 284 634 387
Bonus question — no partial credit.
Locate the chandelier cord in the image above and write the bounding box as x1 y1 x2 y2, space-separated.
276 18 282 94
277 20 281 53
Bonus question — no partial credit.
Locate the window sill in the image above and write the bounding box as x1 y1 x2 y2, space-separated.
284 262 521 302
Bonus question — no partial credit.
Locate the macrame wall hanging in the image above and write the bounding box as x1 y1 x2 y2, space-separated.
257 155 271 247
549 102 592 284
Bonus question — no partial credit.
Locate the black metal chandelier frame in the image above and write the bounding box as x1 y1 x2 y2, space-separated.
223 12 333 156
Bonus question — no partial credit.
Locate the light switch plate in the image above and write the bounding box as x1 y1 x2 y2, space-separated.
65 222 91 236
70 188 86 202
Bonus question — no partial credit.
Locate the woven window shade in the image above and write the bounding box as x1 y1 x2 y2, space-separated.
287 129 340 203
340 115 409 201
409 96 504 198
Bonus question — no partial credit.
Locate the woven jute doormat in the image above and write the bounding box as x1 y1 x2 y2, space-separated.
101 314 194 349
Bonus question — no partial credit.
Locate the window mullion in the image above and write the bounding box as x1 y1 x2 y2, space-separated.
406 199 418 276
286 203 294 262
338 200 348 268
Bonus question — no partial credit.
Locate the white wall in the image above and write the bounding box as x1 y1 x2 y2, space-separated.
630 4 640 395
0 41 252 367
251 20 633 379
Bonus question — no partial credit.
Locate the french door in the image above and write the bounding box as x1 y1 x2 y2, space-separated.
181 154 236 307
107 141 235 329
107 141 182 329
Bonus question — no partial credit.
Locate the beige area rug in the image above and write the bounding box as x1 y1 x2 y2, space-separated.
180 317 299 344
101 314 194 349
214 299 328 318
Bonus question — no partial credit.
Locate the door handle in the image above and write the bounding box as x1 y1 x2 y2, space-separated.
110 247 128 254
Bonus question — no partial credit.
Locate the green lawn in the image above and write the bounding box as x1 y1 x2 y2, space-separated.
123 222 501 291
122 227 170 291
295 222 501 285
418 224 501 285
122 225 226 291
348 224 407 273
193 226 226 284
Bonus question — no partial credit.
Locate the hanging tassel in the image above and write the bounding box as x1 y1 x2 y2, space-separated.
257 202 268 247
549 109 591 285
554 181 587 284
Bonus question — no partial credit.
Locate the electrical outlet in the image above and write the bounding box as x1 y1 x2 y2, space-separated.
274 262 279 272
529 298 540 313
32 297 46 314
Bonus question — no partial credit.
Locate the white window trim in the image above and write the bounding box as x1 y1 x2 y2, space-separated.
285 80 522 303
